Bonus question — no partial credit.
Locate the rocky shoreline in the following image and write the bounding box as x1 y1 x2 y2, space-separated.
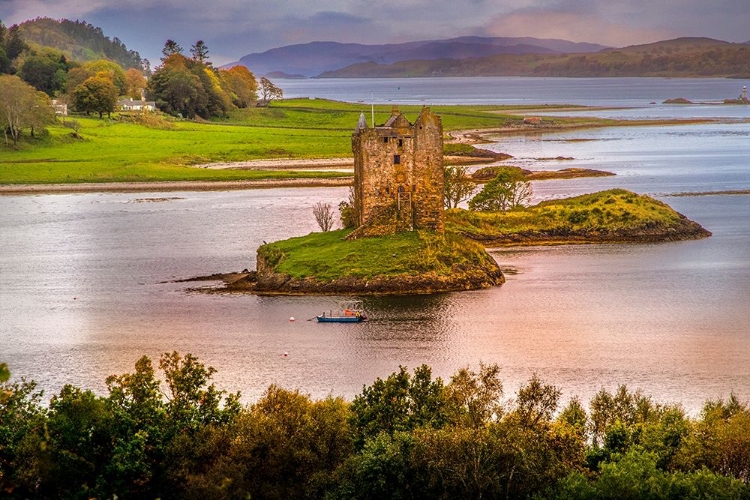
184 256 505 296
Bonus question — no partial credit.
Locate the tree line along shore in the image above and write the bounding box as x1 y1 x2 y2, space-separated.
1 355 748 499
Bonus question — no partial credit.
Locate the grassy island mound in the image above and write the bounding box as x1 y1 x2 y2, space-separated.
228 230 505 295
447 189 711 246
207 190 710 296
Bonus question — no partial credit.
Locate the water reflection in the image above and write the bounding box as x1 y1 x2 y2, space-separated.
1 120 749 412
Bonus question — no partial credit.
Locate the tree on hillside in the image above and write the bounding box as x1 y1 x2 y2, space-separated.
219 66 258 108
0 75 53 146
18 48 70 95
469 167 532 212
195 65 231 116
190 40 209 64
443 165 476 208
4 24 27 62
29 91 55 137
148 63 207 118
65 66 94 94
259 76 283 106
124 68 147 99
72 74 118 118
161 39 183 60
82 60 127 95
148 53 233 118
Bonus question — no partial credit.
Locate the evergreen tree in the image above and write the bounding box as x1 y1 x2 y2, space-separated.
190 40 209 63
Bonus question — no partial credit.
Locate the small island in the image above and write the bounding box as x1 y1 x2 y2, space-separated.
225 230 504 295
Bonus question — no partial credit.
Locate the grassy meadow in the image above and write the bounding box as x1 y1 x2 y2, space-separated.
446 189 708 243
259 228 494 281
0 99 601 185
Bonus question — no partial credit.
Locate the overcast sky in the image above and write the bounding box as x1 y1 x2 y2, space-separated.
2 0 748 66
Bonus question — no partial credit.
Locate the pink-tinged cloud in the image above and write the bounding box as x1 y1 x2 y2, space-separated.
483 9 677 48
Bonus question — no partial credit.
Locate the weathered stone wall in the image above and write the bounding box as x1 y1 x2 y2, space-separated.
351 107 444 238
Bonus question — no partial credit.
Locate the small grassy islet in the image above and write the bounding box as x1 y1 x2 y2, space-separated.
446 189 711 245
258 228 495 281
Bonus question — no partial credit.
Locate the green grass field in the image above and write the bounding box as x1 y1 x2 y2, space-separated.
259 228 494 281
446 189 696 237
0 99 599 185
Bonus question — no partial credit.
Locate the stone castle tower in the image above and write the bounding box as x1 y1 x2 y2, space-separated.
350 106 444 238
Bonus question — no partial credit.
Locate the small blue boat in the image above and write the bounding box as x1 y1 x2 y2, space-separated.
316 300 368 323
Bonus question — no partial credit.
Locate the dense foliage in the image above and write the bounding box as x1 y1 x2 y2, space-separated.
0 75 55 146
17 17 145 70
443 165 477 208
1 355 748 499
468 167 531 211
0 22 28 74
147 43 260 119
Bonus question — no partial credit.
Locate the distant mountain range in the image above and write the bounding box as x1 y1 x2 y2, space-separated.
317 38 750 79
228 37 609 77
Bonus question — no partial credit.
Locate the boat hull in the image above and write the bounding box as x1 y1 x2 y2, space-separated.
316 315 363 323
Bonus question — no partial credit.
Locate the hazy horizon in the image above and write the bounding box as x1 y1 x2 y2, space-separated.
1 0 748 67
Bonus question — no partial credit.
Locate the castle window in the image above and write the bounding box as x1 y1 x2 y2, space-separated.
383 137 389 143
394 154 401 164
398 139 403 148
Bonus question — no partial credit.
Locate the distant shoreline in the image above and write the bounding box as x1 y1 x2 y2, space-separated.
2 117 743 195
0 178 352 195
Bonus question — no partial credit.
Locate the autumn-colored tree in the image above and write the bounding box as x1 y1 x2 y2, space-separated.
124 68 147 99
148 53 233 118
82 59 127 95
72 74 118 118
64 66 94 94
0 75 52 146
219 65 258 108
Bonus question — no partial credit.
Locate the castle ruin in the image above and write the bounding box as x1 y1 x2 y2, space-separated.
349 106 444 238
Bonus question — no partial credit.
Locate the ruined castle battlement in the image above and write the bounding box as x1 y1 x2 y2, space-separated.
350 106 444 238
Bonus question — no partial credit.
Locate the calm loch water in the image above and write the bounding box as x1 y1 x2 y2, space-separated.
1 78 749 411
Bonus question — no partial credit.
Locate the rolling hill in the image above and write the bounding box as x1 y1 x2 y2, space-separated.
17 17 145 70
229 37 609 76
319 38 750 78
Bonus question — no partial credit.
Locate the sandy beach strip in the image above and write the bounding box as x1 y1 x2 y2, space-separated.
195 158 353 170
0 177 353 195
